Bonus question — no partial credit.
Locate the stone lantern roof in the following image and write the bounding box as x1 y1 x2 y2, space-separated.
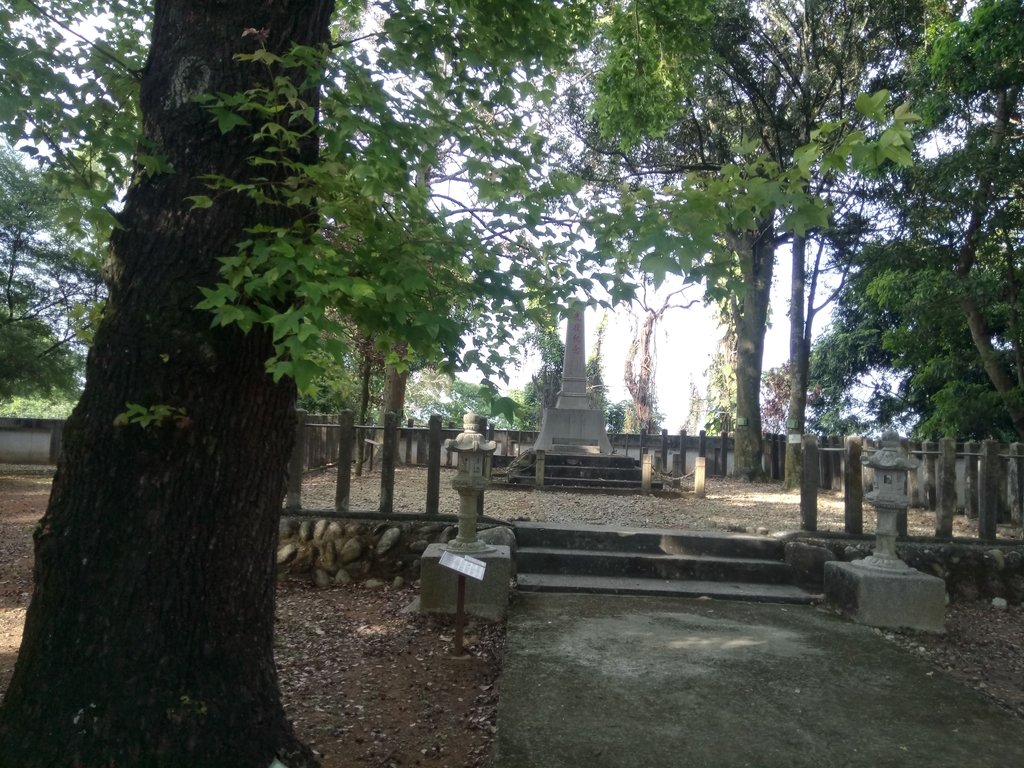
863 431 919 472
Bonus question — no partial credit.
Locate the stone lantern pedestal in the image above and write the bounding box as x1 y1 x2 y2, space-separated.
824 432 946 633
420 413 512 621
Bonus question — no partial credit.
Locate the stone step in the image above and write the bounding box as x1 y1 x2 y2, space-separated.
540 453 640 469
516 547 794 585
506 476 664 490
514 521 784 560
542 466 647 480
515 573 819 604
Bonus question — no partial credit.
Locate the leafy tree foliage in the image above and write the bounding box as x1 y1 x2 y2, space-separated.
558 0 917 478
761 361 792 435
0 144 103 402
403 369 512 427
586 312 609 414
516 320 565 429
811 0 1024 440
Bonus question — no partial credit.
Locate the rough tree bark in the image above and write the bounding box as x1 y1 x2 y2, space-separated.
729 221 774 481
0 2 334 766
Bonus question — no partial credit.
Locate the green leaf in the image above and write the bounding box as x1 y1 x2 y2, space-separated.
854 90 890 121
212 109 249 134
187 195 214 209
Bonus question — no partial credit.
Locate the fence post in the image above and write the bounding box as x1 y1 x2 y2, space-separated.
694 456 706 498
832 436 843 491
379 411 398 516
1010 442 1024 529
936 437 956 539
535 449 546 487
907 440 922 508
660 429 669 474
895 439 910 536
425 414 442 517
305 413 319 472
404 418 414 464
325 413 337 468
677 430 688 476
800 435 818 531
721 430 730 476
698 429 707 464
334 410 354 514
979 439 999 540
843 435 863 534
922 440 937 511
819 435 832 490
284 409 306 512
965 440 979 519
354 422 365 477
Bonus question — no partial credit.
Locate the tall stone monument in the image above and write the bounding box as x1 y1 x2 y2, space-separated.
533 309 612 454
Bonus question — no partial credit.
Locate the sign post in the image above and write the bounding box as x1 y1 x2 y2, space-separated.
439 551 487 656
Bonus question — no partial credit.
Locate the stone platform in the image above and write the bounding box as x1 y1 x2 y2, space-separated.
824 559 946 633
419 543 511 622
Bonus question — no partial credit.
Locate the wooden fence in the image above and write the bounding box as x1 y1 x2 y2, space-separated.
299 412 747 478
290 411 1024 543
799 435 1024 542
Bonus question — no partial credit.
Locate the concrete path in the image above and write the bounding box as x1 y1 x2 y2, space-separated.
495 593 1024 768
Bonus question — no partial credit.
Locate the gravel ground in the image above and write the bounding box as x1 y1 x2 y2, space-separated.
302 464 995 539
3 463 1022 768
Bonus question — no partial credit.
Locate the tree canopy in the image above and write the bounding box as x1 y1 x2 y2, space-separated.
0 143 103 402
809 0 1024 440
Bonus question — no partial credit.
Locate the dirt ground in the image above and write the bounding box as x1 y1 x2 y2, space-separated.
1 466 1022 768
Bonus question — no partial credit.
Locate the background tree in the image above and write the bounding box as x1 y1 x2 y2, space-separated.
518 321 565 430
808 0 1024 441
0 144 103 403
623 284 698 433
761 361 793 435
560 0 916 479
586 313 609 414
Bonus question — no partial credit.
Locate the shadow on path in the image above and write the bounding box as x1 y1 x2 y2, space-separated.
495 593 1024 768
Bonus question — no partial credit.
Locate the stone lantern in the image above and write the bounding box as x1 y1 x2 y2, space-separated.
861 431 918 570
443 412 496 553
824 430 944 633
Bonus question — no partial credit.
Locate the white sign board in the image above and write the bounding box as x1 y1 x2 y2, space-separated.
439 551 487 581
787 433 803 445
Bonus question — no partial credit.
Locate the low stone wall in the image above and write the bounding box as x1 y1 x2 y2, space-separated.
788 535 1024 604
276 516 515 588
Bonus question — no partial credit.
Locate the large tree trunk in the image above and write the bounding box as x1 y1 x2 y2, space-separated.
0 2 333 765
730 221 774 481
380 351 410 466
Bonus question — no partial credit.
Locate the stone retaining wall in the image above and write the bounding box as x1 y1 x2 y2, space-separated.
789 536 1024 604
276 517 516 588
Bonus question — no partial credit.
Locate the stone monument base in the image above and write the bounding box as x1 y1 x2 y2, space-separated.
533 408 612 454
419 544 511 622
824 560 946 634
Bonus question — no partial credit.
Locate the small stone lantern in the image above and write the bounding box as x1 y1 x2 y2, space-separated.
444 412 496 553
862 431 919 570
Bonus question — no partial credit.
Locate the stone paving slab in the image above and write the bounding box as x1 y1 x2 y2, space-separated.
495 593 1024 768
515 573 816 604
